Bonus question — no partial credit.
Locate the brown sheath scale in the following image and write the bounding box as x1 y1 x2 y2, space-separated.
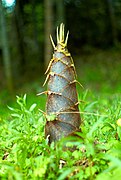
43 23 81 143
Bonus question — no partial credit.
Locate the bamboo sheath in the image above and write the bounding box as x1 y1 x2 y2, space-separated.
43 24 81 143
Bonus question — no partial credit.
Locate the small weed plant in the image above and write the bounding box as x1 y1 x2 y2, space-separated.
0 93 121 179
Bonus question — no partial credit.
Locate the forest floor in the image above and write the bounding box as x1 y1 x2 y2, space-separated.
0 49 121 179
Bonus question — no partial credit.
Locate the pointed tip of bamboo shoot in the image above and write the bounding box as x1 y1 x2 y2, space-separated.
56 23 69 47
50 23 69 49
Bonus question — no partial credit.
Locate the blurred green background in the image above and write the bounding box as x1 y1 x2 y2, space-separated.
0 0 121 116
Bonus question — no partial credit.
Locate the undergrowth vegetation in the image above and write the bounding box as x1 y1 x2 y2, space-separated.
0 91 121 179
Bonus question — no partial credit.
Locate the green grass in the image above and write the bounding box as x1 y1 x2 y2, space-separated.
1 49 121 179
1 92 121 179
